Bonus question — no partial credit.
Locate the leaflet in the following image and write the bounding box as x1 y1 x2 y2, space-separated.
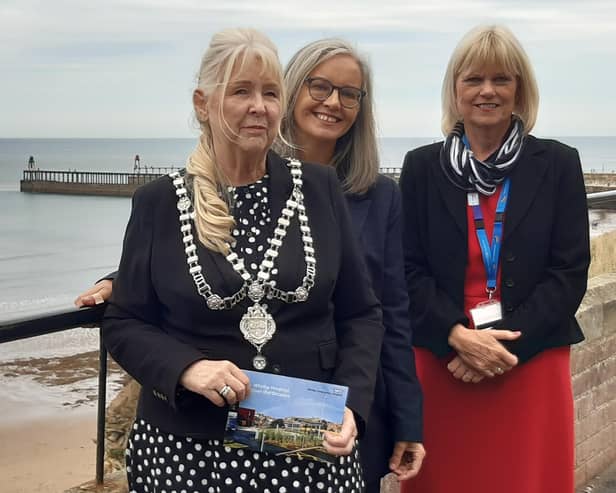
224 370 349 463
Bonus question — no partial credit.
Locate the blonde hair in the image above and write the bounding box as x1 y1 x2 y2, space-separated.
187 28 284 254
441 25 539 135
274 38 378 195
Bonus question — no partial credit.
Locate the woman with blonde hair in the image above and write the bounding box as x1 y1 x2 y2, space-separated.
76 33 425 492
103 28 383 492
400 25 589 493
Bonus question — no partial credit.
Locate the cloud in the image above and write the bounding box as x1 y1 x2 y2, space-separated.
1 0 614 137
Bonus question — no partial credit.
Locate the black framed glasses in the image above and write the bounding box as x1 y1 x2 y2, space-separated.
304 77 366 109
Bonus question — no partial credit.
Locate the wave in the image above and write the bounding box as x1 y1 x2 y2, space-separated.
0 295 74 314
0 252 55 263
0 327 100 362
0 184 19 192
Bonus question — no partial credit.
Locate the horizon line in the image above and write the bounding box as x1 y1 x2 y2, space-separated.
2 135 616 140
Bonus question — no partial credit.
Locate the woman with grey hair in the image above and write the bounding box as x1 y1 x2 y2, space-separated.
400 25 589 493
276 38 425 492
102 28 383 492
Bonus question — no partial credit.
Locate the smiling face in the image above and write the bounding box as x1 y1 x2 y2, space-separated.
292 54 363 149
197 55 282 162
455 63 518 137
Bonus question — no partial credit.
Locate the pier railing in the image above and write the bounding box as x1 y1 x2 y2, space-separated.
1 189 616 487
22 169 172 186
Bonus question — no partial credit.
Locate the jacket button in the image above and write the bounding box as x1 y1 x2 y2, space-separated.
505 304 514 312
272 364 281 374
505 279 515 288
505 252 516 262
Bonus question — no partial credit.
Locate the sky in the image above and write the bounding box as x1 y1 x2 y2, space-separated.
1 0 615 138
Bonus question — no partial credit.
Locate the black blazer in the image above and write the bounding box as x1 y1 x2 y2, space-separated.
400 136 590 364
103 152 384 439
347 175 422 443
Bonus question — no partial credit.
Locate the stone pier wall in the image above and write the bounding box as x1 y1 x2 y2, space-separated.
584 173 616 188
572 272 616 488
589 230 616 278
20 180 134 197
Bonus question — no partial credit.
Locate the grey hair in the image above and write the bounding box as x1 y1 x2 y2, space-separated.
188 28 284 254
274 38 379 195
441 25 539 136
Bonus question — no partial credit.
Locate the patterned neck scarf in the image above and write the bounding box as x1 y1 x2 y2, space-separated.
439 116 525 195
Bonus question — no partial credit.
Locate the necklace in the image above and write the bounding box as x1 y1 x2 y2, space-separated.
169 158 316 370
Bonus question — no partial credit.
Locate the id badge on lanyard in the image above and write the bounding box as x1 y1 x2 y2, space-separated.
467 178 510 330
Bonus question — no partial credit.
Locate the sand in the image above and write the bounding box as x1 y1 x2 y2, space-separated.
0 410 97 493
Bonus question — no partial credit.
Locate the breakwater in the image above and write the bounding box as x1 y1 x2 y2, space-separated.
20 169 176 197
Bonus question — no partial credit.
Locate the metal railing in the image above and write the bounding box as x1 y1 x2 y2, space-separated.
22 169 170 186
379 167 402 179
587 189 616 207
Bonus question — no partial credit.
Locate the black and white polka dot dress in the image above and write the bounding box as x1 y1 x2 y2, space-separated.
127 419 365 492
125 175 366 492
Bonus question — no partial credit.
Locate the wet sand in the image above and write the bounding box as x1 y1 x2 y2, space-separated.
0 410 97 493
589 209 616 237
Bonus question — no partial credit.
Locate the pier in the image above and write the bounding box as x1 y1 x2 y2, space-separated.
584 172 616 193
20 168 177 197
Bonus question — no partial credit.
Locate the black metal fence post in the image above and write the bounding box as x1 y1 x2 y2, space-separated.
96 328 108 484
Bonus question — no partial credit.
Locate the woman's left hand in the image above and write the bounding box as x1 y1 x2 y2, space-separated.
74 279 113 307
389 441 426 480
447 355 485 383
448 324 521 377
323 407 357 456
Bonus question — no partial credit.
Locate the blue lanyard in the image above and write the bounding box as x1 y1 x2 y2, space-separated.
469 179 510 297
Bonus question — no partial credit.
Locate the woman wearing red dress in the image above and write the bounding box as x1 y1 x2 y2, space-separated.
400 25 590 493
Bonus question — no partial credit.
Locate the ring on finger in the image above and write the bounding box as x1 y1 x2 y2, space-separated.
495 367 504 374
218 384 232 398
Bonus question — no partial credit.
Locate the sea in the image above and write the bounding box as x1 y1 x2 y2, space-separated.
1 136 616 321
0 136 615 410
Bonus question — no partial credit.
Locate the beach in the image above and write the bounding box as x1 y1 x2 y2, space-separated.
0 410 97 493
0 330 126 493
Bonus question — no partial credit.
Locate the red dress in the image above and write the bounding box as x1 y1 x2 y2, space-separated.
401 187 575 493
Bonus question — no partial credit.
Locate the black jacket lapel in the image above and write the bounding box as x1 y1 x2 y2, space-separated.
264 151 304 316
432 159 467 235
504 136 549 240
267 150 293 221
